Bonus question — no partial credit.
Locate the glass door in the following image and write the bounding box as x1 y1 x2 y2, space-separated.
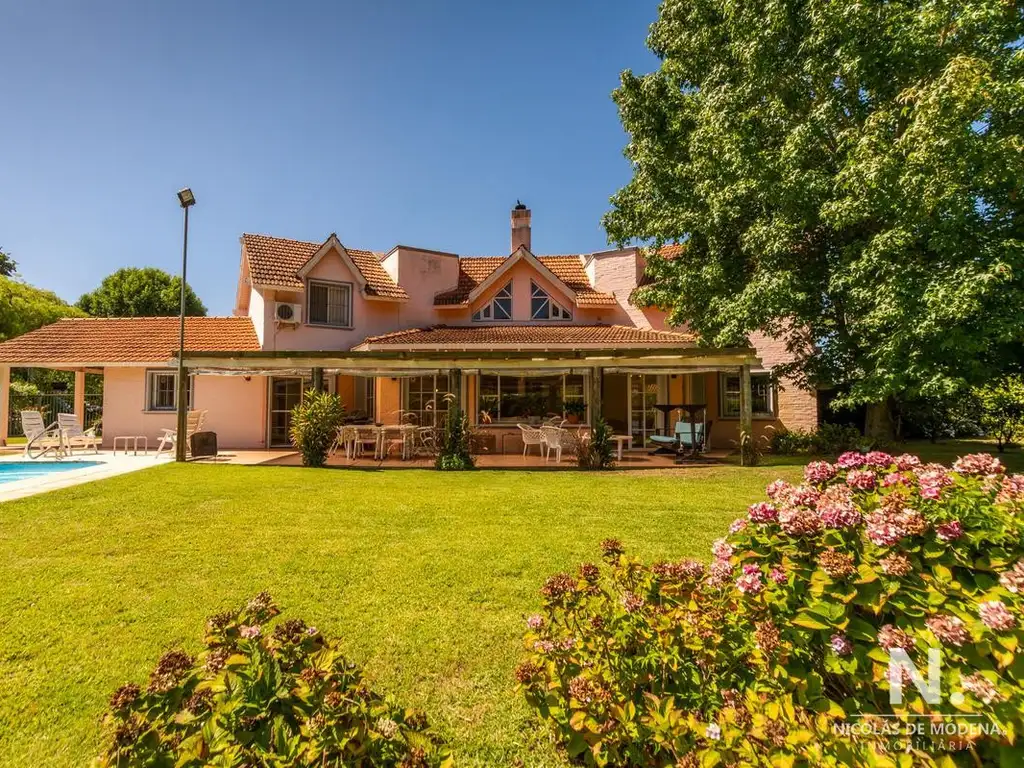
269 377 304 447
628 374 665 447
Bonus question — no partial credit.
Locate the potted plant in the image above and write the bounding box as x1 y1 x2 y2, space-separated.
563 399 587 425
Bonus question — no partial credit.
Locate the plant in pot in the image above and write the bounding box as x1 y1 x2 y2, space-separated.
563 399 587 425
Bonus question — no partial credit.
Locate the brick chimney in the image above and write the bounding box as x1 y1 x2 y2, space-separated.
511 201 531 253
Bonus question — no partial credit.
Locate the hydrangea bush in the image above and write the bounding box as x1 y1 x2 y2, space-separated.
98 593 450 767
517 452 1024 766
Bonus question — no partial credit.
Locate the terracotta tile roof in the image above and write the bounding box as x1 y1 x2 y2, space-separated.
433 255 616 307
241 233 407 300
0 317 260 365
355 324 695 349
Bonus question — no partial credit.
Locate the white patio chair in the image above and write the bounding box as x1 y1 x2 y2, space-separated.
156 410 207 458
352 425 380 458
541 425 568 462
56 413 100 454
518 423 545 457
21 410 64 459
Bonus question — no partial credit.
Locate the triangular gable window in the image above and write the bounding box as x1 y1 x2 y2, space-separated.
472 281 512 322
530 281 572 321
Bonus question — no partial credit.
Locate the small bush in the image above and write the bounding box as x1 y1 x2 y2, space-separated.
289 389 346 467
764 423 868 457
98 593 449 767
519 452 1024 765
571 419 616 470
434 406 474 471
975 376 1024 452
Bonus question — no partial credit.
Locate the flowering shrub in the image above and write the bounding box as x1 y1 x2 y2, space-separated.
98 593 449 767
518 452 1024 765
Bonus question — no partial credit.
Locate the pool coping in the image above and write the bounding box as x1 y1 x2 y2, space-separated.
0 452 171 502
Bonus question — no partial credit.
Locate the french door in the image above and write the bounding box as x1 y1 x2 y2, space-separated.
628 374 666 447
269 377 304 447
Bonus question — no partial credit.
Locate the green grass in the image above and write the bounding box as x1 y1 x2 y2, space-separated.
0 439 1017 766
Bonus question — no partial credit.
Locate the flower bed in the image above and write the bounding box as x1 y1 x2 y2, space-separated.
518 452 1024 766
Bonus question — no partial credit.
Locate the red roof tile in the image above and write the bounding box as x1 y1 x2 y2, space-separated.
433 255 616 307
242 234 408 300
355 324 695 349
0 317 260 365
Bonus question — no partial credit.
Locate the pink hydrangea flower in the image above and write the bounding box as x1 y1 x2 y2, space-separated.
961 673 1002 704
879 553 913 576
917 467 952 500
712 539 733 561
239 625 261 639
925 614 970 647
779 506 823 536
978 601 1016 631
894 454 922 471
526 614 545 630
846 468 877 491
769 566 787 584
863 451 895 468
997 474 1024 503
736 564 764 595
866 514 905 547
818 500 863 529
765 479 790 500
729 518 748 534
747 501 779 524
999 561 1024 594
787 485 821 507
804 461 836 484
707 559 734 587
877 624 913 651
837 451 866 469
935 521 963 542
881 472 909 488
830 633 853 656
953 453 1004 477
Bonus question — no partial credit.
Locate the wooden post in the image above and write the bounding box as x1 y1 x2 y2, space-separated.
74 369 86 426
0 365 9 446
589 368 603 428
739 364 753 466
447 369 462 414
311 367 324 393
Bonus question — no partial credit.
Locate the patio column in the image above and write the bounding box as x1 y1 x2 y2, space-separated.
311 367 324 393
74 369 86 425
739 364 753 465
447 368 462 413
0 365 9 446
589 368 602 428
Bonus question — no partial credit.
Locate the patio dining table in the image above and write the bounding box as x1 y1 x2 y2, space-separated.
336 424 417 460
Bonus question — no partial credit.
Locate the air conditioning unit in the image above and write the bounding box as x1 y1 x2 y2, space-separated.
275 302 302 324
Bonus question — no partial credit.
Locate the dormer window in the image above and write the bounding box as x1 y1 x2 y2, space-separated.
307 279 353 328
472 281 512 322
530 281 572 321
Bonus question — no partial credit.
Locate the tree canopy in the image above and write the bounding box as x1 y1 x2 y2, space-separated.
76 267 207 317
0 249 17 277
609 0 1024 428
0 277 85 342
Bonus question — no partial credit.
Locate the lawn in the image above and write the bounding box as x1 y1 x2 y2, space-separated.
0 440 1016 766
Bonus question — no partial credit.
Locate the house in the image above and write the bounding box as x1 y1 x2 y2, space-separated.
0 204 817 453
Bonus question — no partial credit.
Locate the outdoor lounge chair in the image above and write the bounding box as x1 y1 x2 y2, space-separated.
650 420 709 454
56 413 100 454
20 410 65 458
156 410 207 458
541 425 568 462
517 424 545 457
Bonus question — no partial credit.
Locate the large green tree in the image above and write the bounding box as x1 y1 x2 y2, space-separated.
76 267 207 317
608 0 1024 436
0 277 84 342
0 248 17 277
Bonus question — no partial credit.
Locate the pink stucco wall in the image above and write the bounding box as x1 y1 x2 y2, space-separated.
101 368 268 450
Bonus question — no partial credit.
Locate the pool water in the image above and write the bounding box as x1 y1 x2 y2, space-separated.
0 461 102 483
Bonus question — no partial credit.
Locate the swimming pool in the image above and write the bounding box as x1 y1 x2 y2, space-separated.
0 461 102 484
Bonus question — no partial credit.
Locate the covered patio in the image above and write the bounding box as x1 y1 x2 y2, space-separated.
182 333 763 466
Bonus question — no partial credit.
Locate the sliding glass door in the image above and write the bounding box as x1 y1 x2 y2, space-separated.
628 374 666 447
269 377 303 447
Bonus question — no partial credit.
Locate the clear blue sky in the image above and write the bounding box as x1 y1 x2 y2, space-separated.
0 1 660 315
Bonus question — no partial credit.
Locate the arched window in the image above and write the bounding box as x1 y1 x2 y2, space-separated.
472 281 512 321
530 281 572 320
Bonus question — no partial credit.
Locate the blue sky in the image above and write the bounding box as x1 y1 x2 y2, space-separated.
0 1 660 315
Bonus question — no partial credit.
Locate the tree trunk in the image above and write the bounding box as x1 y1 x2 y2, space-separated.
864 399 895 443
